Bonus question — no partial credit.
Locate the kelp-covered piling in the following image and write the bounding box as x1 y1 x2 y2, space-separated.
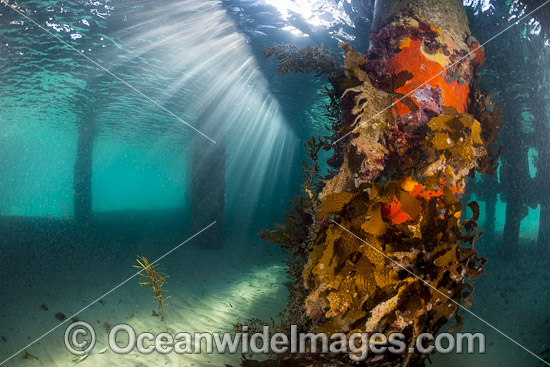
260 0 502 365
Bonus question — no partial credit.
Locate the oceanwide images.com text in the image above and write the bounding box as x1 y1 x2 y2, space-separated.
65 322 486 360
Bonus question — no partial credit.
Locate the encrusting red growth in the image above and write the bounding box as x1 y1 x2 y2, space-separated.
299 9 501 367
259 3 502 367
389 38 470 114
382 177 463 225
470 41 485 66
381 195 412 224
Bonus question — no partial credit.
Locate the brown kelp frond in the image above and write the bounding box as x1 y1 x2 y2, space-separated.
467 80 503 174
306 179 486 365
253 6 502 366
134 256 171 329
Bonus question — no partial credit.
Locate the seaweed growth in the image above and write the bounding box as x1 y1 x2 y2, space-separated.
259 178 322 334
263 44 343 82
134 256 172 330
298 14 499 364
252 107 327 338
253 44 351 336
253 4 502 366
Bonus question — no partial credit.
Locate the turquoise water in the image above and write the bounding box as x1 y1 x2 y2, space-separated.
1 0 549 366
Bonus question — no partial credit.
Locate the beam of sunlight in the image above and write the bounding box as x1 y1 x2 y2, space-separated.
107 0 298 227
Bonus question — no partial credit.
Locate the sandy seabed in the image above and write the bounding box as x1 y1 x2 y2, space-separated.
0 227 288 367
0 225 549 367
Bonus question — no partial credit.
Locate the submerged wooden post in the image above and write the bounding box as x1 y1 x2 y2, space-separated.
500 105 529 253
73 120 95 223
299 0 501 365
539 194 550 248
532 93 550 249
474 173 499 242
190 121 225 249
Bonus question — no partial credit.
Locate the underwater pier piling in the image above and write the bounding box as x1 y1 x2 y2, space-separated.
190 123 225 250
531 91 550 249
73 119 95 224
500 102 531 254
537 159 550 249
262 0 502 365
